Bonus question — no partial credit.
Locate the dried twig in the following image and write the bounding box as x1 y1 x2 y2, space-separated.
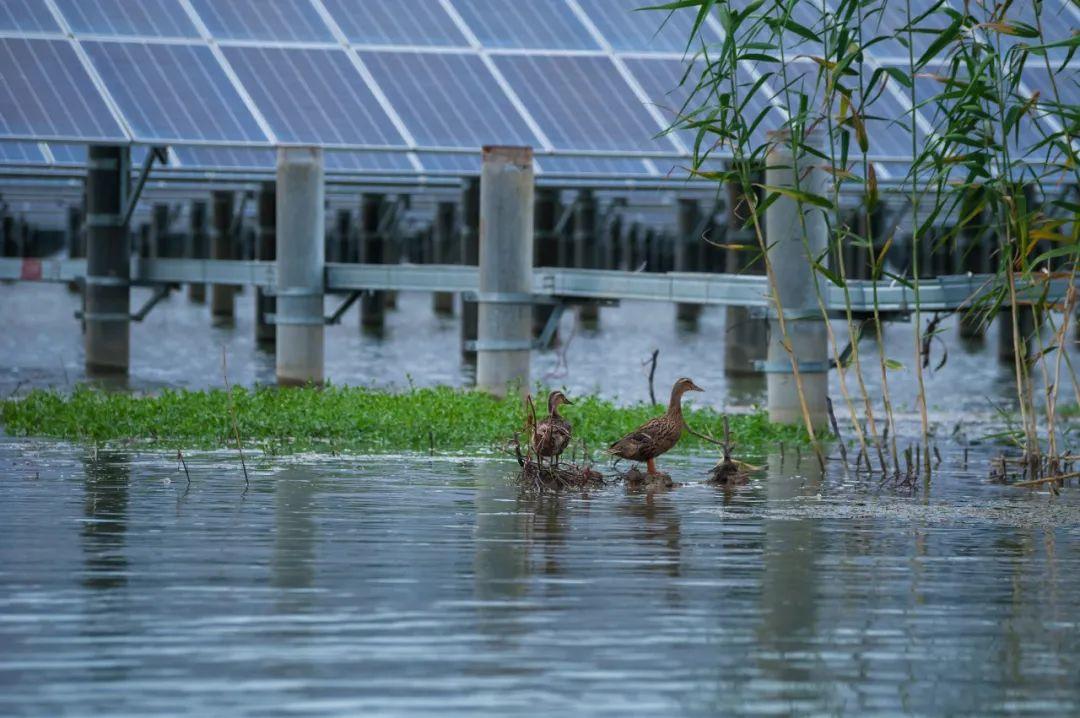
644 349 659 405
176 450 191 485
826 397 848 466
1012 470 1080 488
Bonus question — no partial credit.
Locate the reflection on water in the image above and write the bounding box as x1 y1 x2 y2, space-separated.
1 441 1080 716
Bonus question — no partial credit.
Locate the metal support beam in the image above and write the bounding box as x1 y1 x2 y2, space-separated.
460 176 480 359
574 188 599 324
675 197 702 323
120 146 168 229
432 200 456 316
477 146 534 397
84 145 130 375
359 193 386 333
187 199 208 302
532 186 560 339
276 147 325 386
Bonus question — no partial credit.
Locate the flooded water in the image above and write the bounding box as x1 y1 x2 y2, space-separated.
0 282 1057 421
2 440 1079 716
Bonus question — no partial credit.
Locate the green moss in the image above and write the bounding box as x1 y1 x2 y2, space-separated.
1 385 810 455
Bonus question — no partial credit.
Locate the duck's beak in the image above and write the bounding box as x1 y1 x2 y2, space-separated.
690 381 704 392
562 397 573 405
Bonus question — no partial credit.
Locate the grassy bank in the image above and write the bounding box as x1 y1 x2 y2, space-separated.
1 385 810 456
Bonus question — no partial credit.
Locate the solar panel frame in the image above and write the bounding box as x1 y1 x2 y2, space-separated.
322 0 470 47
450 0 600 51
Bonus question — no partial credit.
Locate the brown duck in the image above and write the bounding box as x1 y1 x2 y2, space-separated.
531 390 573 466
607 377 703 475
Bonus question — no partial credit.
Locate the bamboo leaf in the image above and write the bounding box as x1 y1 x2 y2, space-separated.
758 185 835 209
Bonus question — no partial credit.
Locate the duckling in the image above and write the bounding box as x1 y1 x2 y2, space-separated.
531 390 573 467
607 377 703 475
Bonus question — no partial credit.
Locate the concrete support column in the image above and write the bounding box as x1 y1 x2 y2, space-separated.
433 200 456 315
187 200 207 302
765 137 828 427
330 208 350 264
66 204 84 259
675 197 702 323
84 145 130 375
574 189 599 324
275 147 324 386
255 181 276 345
532 187 559 338
460 176 480 359
210 190 235 322
151 203 170 259
724 174 768 375
477 146 534 397
359 193 386 333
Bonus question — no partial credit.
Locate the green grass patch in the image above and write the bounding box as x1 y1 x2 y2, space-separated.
1 385 810 456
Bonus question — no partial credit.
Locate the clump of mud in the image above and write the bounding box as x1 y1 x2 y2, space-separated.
518 458 605 490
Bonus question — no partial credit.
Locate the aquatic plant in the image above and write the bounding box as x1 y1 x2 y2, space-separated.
0 385 810 456
656 0 1079 480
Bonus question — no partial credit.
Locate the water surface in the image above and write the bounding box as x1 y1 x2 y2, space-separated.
1 440 1078 716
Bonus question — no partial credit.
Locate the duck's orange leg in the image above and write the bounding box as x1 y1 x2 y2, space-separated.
646 458 657 475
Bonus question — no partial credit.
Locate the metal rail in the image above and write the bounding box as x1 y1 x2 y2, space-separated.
0 257 1071 313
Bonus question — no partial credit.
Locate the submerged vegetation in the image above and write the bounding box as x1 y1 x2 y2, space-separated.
0 385 809 456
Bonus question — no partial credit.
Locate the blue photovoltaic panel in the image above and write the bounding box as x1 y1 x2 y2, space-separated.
325 150 414 172
0 140 46 163
223 46 405 146
0 38 125 141
0 0 59 32
172 146 276 169
966 0 1079 61
1023 66 1080 108
84 41 266 143
625 57 785 150
451 0 599 50
360 51 538 148
322 0 468 47
493 54 673 152
537 155 654 176
47 142 85 164
579 0 720 53
55 0 198 38
190 0 334 42
855 0 951 61
416 151 481 173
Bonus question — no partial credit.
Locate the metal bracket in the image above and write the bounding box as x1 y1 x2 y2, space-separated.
266 313 326 326
130 285 171 322
753 359 830 374
121 146 168 229
84 274 129 287
76 311 130 322
535 302 565 349
325 290 362 325
462 291 558 305
464 339 535 352
266 286 322 298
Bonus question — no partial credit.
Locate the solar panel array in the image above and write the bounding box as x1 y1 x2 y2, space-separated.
0 0 1076 180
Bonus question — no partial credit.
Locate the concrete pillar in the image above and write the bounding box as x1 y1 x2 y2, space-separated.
275 147 324 386
331 208 350 266
151 203 170 258
210 190 235 322
477 146 534 397
84 145 130 375
724 172 768 375
433 200 456 315
532 187 559 338
574 189 599 323
460 176 480 359
765 136 828 427
256 181 276 345
359 193 386 333
675 197 702 323
187 200 207 302
66 204 84 259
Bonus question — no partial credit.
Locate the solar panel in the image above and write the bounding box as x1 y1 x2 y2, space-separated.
577 0 720 53
415 151 481 173
537 155 654 176
322 0 468 47
222 46 405 146
0 38 125 141
171 145 276 169
47 142 86 165
624 57 786 151
325 150 415 172
360 50 538 148
492 54 675 153
0 140 46 164
84 41 267 143
189 0 335 43
55 0 198 38
452 0 599 50
0 0 60 33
